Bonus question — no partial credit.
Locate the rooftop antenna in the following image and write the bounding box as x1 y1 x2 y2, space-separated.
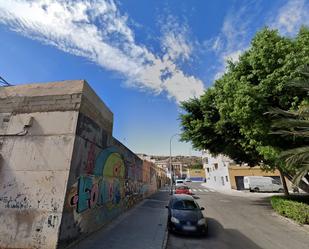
0 76 12 86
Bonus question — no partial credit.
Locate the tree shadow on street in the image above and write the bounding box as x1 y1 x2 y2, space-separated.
168 218 263 249
249 197 273 210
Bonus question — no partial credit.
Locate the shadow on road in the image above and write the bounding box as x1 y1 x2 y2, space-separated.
250 197 273 210
168 218 263 249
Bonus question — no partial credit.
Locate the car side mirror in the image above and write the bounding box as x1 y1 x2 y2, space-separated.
200 207 205 211
165 205 169 209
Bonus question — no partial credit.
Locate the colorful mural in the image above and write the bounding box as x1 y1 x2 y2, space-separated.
69 147 125 213
59 113 166 248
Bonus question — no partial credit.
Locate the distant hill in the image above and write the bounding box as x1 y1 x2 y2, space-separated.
138 154 202 168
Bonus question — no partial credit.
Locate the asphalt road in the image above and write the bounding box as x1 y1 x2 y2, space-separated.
167 182 309 249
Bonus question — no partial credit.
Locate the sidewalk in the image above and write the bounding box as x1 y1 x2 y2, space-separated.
201 183 285 197
70 188 170 249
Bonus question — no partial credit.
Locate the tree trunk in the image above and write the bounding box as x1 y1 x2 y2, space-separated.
304 174 309 184
279 169 289 196
286 173 309 193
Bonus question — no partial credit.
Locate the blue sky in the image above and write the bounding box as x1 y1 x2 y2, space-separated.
0 0 308 156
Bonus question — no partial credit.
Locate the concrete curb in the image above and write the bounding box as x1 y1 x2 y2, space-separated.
161 227 169 249
271 211 309 234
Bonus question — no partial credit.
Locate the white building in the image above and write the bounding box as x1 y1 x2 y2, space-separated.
202 150 233 190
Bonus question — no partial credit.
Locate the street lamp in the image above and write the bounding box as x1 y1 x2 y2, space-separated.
169 133 179 195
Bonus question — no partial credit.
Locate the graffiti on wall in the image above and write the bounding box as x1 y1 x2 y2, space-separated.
69 147 125 213
66 112 160 236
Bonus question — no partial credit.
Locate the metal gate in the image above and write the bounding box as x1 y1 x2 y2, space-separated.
235 176 245 190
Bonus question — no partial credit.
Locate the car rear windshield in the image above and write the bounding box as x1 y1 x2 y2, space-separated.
176 186 189 190
176 180 184 183
172 200 198 210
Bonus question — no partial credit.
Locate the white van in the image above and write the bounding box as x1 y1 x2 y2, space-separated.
243 176 284 192
175 179 184 186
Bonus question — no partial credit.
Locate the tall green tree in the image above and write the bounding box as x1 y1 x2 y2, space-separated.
180 27 309 194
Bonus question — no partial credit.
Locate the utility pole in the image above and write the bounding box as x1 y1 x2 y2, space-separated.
169 133 179 195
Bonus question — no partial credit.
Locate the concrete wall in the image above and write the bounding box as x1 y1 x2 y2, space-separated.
0 81 82 249
0 80 159 249
58 113 158 248
187 169 205 182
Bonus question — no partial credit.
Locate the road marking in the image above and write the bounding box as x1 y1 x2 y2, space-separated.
203 189 209 192
209 189 215 192
192 189 197 191
219 199 231 203
198 189 203 192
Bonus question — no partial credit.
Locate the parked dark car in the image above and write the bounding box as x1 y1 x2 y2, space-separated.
166 194 208 235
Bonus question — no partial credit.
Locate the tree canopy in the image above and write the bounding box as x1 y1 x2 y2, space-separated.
269 67 309 186
180 27 309 171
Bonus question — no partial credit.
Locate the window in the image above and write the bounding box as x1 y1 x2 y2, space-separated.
176 186 189 190
207 168 210 173
214 176 216 181
203 157 208 164
214 163 218 170
272 179 280 185
221 176 225 186
172 200 198 210
226 176 229 182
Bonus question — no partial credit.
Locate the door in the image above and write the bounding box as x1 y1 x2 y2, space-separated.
235 176 244 190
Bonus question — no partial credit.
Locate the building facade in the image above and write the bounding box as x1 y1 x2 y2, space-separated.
202 150 232 190
202 150 284 190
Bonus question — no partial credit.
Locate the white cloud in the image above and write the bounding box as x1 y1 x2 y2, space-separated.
271 0 309 35
223 50 242 64
208 4 251 80
160 17 192 62
211 37 222 52
0 0 204 103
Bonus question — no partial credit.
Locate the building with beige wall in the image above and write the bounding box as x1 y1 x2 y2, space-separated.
186 169 205 182
228 165 281 190
202 150 285 191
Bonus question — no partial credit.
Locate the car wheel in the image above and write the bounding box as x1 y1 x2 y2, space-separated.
278 188 284 193
254 187 259 192
202 226 208 237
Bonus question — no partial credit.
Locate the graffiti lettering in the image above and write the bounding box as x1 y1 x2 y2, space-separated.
89 183 98 208
70 176 123 213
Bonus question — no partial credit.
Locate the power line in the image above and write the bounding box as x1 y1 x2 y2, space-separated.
0 76 12 86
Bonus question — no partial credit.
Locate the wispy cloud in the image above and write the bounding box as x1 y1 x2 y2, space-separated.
271 0 309 35
209 3 256 80
210 0 309 81
0 0 204 103
160 15 192 62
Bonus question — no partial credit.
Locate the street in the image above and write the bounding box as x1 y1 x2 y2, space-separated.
167 182 309 249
